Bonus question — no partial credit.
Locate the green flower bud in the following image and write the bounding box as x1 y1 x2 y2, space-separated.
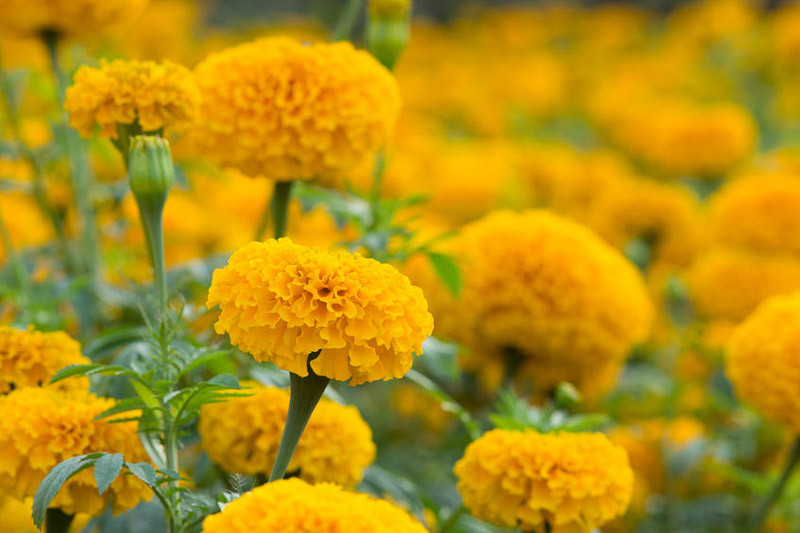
128 134 174 206
554 382 581 411
366 0 411 70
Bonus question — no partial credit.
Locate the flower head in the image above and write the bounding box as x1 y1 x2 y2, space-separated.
192 37 401 181
0 327 90 394
202 478 426 532
207 238 432 384
454 429 634 533
0 388 151 516
64 59 200 139
410 210 652 397
199 383 375 487
726 292 800 431
0 0 148 38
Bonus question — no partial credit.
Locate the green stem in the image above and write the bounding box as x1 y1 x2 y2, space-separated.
254 185 272 242
45 508 74 533
269 361 330 482
271 181 293 240
0 202 29 294
332 0 365 41
368 150 386 231
139 204 168 318
747 436 800 532
437 504 466 533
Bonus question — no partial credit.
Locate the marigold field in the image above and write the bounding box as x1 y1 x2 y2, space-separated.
3 0 800 531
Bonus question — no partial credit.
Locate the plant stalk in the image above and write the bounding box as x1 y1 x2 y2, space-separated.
747 436 800 532
45 509 74 533
332 0 365 41
271 180 293 240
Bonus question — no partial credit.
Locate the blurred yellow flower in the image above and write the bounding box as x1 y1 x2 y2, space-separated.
454 429 633 533
199 383 375 487
0 326 89 393
201 478 427 532
207 238 433 384
65 59 200 139
0 388 151 516
193 37 400 181
0 0 149 38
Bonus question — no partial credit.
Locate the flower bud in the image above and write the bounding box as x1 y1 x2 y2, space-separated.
554 382 581 410
366 0 411 70
128 135 174 206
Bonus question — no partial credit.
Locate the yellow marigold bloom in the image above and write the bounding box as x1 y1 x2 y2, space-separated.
726 292 800 431
207 238 433 384
0 191 51 262
64 59 201 139
193 37 400 181
410 210 652 397
0 0 148 38
454 429 634 533
0 388 151 516
0 327 90 393
686 247 800 320
708 174 800 255
202 478 426 532
199 383 375 487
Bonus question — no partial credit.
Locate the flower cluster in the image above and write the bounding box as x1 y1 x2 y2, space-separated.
201 478 427 532
192 37 401 181
0 327 89 393
199 383 375 487
207 238 433 384
65 59 201 139
454 429 634 532
726 292 800 431
0 388 151 516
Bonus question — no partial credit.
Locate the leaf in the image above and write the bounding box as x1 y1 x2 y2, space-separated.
207 374 240 389
96 397 147 420
49 364 105 384
175 350 229 378
33 454 103 528
404 369 480 440
94 453 123 495
125 462 156 487
427 252 462 297
83 326 146 359
130 380 160 411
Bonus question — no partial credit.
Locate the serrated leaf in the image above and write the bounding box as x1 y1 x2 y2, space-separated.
32 454 103 528
94 453 123 495
427 252 462 297
96 397 146 420
125 462 156 487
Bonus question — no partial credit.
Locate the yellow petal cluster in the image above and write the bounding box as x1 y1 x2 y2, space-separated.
708 174 800 255
207 238 433 384
65 59 201 139
0 326 90 394
192 37 401 181
202 478 427 532
0 0 148 38
199 383 375 487
454 429 634 533
0 388 151 516
726 292 800 431
412 210 652 397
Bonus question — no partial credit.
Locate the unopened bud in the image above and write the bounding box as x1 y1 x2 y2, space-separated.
128 135 174 206
367 0 411 70
554 382 581 410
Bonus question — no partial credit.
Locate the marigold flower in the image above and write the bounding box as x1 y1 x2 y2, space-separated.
454 429 634 532
410 210 652 397
708 174 800 255
202 477 426 532
0 0 148 38
0 327 90 394
686 247 800 320
199 383 375 487
207 238 433 384
0 388 151 516
64 59 201 139
726 292 800 431
192 37 400 181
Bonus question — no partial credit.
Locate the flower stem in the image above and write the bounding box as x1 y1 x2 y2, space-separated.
139 205 169 319
747 436 800 532
332 0 365 41
269 361 330 482
271 181 293 240
437 504 466 533
45 509 74 533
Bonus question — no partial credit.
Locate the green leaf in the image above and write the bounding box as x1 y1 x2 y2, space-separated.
94 453 123 495
427 252 462 297
130 380 160 411
49 364 105 384
207 374 240 389
96 397 147 420
175 350 229 378
32 454 103 528
125 462 156 487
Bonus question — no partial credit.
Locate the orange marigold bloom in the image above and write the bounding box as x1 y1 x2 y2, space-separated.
0 327 89 393
192 37 400 181
207 238 433 384
199 383 375 487
454 429 634 533
0 0 148 38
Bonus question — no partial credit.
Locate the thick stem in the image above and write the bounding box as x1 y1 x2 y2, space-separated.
138 203 168 319
45 509 74 533
269 361 330 482
747 436 800 532
332 0 365 41
271 181 294 240
254 184 272 242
